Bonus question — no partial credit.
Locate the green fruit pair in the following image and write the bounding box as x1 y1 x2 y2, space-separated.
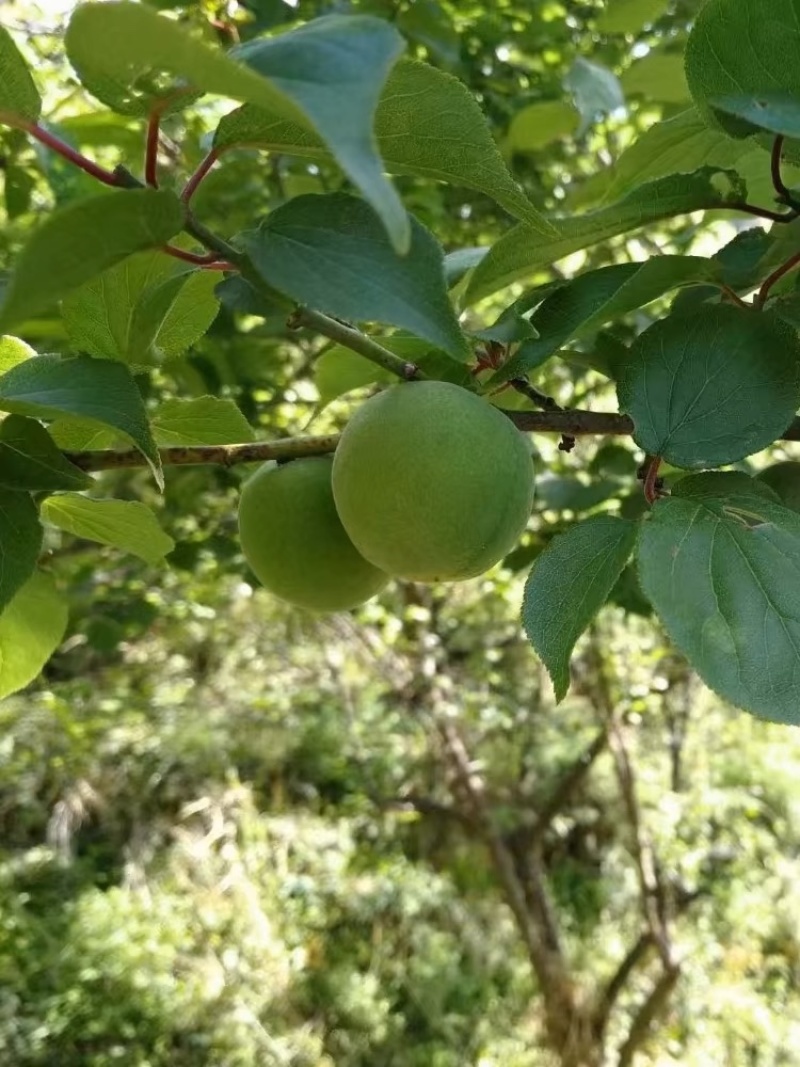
238 381 536 612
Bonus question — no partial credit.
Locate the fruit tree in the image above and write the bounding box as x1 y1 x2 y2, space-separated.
1 0 800 727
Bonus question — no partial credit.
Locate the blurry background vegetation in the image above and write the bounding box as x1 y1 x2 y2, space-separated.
3 0 800 1064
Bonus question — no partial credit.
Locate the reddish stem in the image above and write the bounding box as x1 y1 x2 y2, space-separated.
161 244 236 271
162 244 219 265
643 455 663 505
145 110 160 187
719 284 751 310
14 119 122 187
756 250 800 307
181 146 222 203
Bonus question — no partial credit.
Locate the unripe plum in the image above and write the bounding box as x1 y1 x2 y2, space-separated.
238 456 389 612
332 381 535 582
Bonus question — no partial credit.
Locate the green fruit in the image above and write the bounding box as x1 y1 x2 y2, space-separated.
332 381 535 582
755 461 800 512
238 456 389 612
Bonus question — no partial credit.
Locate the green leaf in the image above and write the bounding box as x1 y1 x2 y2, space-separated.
597 0 668 33
770 291 800 330
472 306 537 346
712 227 777 291
637 472 800 724
686 0 800 134
151 396 254 446
4 164 36 219
397 0 459 68
314 335 467 408
241 193 468 360
47 418 120 452
65 0 299 118
63 249 179 362
711 91 800 139
617 306 800 469
755 461 800 510
0 189 185 331
214 275 290 319
507 101 578 152
0 415 91 491
65 252 221 366
0 25 41 122
466 168 745 302
57 112 142 153
523 515 637 701
444 247 488 288
535 476 621 513
489 256 719 385
0 336 34 374
591 109 780 209
214 59 553 233
41 494 175 564
233 15 408 253
142 271 219 362
315 349 395 409
0 572 68 702
0 490 42 613
564 58 624 135
620 53 689 104
67 4 408 250
609 564 652 617
0 355 162 486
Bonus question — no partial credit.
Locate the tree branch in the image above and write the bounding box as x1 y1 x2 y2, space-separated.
535 726 610 832
616 963 681 1067
183 214 425 383
372 792 474 827
65 434 339 472
288 307 424 382
608 715 672 965
595 931 656 1033
432 717 590 1060
63 410 800 472
145 110 161 188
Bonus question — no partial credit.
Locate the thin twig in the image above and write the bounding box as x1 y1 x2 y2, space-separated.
11 118 123 187
181 147 222 203
145 110 160 187
770 134 800 211
718 283 751 310
726 200 799 224
288 307 423 381
508 378 576 452
160 244 235 270
756 250 800 307
772 136 790 202
595 932 656 1031
607 715 672 966
535 726 610 832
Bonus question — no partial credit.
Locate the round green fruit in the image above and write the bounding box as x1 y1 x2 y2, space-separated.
331 381 535 582
237 456 389 612
756 461 800 512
